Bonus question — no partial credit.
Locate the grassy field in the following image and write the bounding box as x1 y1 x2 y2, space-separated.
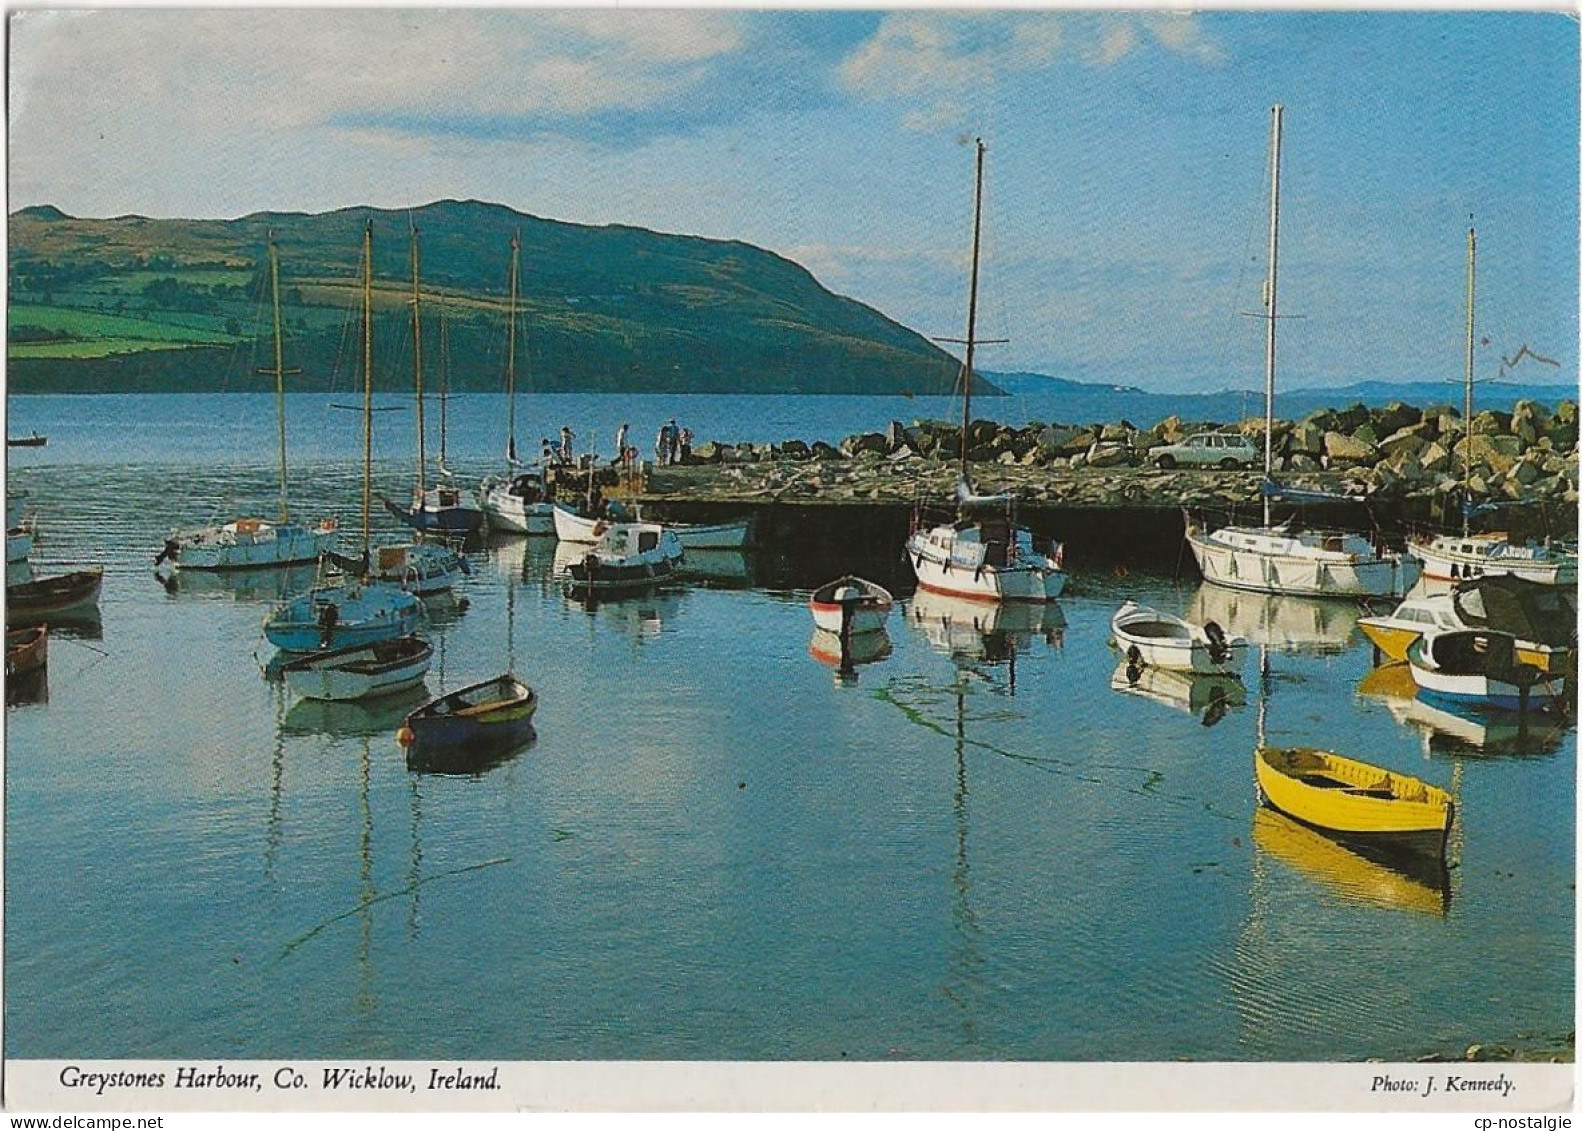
8 302 244 360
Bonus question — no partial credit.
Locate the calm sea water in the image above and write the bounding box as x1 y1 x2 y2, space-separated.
3 399 1574 1062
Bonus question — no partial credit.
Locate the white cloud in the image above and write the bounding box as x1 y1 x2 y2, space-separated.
838 12 1225 130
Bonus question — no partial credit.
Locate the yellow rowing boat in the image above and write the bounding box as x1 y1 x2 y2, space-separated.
1254 746 1454 856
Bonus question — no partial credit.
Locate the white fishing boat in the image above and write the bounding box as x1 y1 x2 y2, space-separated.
1110 600 1247 674
479 232 557 537
562 521 684 594
1407 226 1576 588
1186 106 1417 600
280 635 433 702
1405 629 1563 712
552 502 751 550
808 576 894 635
905 139 1064 605
157 232 340 571
263 220 422 652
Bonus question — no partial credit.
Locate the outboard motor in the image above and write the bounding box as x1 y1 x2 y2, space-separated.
1204 620 1230 666
153 538 180 566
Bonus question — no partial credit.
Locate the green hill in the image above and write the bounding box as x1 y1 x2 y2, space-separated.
7 199 975 395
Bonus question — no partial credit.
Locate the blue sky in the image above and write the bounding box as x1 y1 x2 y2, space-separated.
9 8 1578 393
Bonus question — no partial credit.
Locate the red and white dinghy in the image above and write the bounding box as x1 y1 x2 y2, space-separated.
808 576 894 635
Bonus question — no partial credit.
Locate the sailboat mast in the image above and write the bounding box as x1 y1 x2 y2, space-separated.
1463 223 1476 537
961 138 985 478
439 303 450 469
268 231 289 523
410 223 426 500
1262 104 1284 530
361 219 374 558
506 231 520 462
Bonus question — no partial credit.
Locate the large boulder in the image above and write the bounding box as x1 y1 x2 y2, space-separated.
809 441 844 461
1289 420 1326 455
840 431 888 457
1373 401 1423 436
1470 408 1512 436
1378 428 1428 460
780 439 811 461
1323 431 1378 465
1086 441 1131 468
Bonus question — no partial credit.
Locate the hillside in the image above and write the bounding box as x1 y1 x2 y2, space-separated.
7 200 975 395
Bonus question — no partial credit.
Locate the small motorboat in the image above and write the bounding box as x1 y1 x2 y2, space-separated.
553 503 751 550
398 674 538 771
808 576 894 636
6 567 103 624
5 624 48 678
1357 577 1575 676
479 471 556 535
1405 629 1562 712
1110 600 1246 674
1255 746 1454 857
280 635 433 702
7 433 47 448
381 486 485 537
563 521 683 595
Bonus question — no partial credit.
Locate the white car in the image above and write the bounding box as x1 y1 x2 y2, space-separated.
1151 431 1259 470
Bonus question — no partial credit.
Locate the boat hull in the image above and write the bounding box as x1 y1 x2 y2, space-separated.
480 480 556 535
281 637 433 702
1110 603 1247 674
6 568 104 622
263 583 423 653
1188 529 1418 599
906 531 1064 603
402 676 538 772
1409 538 1577 587
809 576 894 635
1255 746 1453 855
169 524 338 571
5 624 48 678
1404 632 1563 711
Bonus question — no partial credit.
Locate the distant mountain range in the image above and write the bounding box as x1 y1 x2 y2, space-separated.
6 200 967 395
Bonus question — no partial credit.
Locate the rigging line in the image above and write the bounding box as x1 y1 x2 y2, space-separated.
278 856 514 958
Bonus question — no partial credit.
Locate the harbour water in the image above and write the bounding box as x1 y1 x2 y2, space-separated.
3 403 1575 1062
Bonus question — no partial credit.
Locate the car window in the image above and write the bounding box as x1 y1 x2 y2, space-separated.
1187 437 1204 448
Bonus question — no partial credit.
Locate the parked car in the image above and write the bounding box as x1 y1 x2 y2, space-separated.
1151 431 1259 470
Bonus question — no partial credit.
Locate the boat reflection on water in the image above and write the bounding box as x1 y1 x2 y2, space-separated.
808 626 892 681
905 587 1066 670
1188 583 1363 656
281 684 431 739
6 666 47 707
1109 659 1246 726
486 533 558 586
1357 661 1568 759
155 561 317 603
1251 805 1450 917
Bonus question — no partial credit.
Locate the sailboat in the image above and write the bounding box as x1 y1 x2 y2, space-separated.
1185 105 1419 600
1406 226 1577 587
904 139 1065 604
478 232 556 536
367 223 470 596
156 232 340 571
379 222 484 537
263 220 423 653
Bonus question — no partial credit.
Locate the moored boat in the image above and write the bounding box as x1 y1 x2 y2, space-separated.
1254 745 1454 856
7 433 47 448
1357 576 1574 675
1404 629 1562 712
1409 532 1577 587
553 503 749 551
280 635 433 702
904 139 1065 605
1186 106 1417 601
367 540 469 597
6 567 103 623
808 576 893 635
5 623 48 678
398 674 538 772
563 521 684 595
1110 600 1246 674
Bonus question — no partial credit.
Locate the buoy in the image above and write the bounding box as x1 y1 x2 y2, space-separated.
396 726 415 747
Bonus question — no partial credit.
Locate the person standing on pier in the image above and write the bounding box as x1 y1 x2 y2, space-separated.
655 421 671 466
559 426 575 466
679 427 693 465
614 422 629 466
